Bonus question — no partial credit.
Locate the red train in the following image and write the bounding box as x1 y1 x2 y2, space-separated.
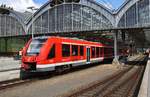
20 36 115 79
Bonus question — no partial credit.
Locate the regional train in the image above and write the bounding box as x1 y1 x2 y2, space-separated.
20 36 124 79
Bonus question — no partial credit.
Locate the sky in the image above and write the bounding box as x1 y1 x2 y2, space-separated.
0 0 125 12
97 0 125 10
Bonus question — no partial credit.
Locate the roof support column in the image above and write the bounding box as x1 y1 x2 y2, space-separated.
63 4 65 32
81 3 83 31
113 29 123 65
4 38 8 52
149 0 150 23
122 31 125 43
0 38 1 52
55 6 57 32
5 16 6 36
48 10 50 33
0 14 2 36
72 3 73 31
90 13 92 30
125 12 126 28
113 30 118 61
41 16 42 34
136 2 139 27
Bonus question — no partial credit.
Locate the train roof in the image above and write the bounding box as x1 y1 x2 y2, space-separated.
34 36 100 43
33 36 89 42
33 36 111 47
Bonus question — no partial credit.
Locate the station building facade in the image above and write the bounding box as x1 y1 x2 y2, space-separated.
0 0 150 36
0 0 150 52
0 7 31 52
0 7 27 36
116 0 150 28
27 0 114 34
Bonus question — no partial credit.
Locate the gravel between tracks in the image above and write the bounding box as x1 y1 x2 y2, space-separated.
0 64 123 97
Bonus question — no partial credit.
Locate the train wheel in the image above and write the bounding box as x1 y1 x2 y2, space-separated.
55 65 72 74
65 64 72 72
55 66 63 74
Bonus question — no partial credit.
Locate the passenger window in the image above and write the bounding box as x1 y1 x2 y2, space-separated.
92 47 95 58
96 47 99 57
72 45 78 56
48 44 55 59
104 48 107 54
62 44 70 57
100 48 103 57
80 46 84 56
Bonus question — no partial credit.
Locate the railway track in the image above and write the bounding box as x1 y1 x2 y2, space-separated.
0 68 19 72
0 78 35 90
59 56 147 97
0 71 53 90
101 66 144 97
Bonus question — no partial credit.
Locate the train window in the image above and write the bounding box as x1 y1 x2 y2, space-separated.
107 48 109 54
104 48 108 54
48 44 55 59
100 48 103 57
99 48 101 57
109 48 112 54
108 48 110 53
112 49 114 55
27 38 47 56
92 47 95 58
62 44 70 57
72 45 78 56
96 47 99 57
80 46 84 56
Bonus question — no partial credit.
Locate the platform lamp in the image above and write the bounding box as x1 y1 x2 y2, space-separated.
27 6 38 39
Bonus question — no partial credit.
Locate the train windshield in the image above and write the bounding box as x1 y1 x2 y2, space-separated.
26 39 47 55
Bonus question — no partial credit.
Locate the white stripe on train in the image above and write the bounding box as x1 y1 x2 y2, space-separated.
36 57 105 71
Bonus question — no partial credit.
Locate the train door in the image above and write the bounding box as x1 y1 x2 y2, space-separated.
86 48 90 62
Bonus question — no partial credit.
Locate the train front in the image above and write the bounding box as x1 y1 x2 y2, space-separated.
20 38 47 79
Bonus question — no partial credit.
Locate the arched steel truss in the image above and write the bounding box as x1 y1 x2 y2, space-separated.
27 3 113 34
0 8 25 37
1 0 150 37
116 0 150 28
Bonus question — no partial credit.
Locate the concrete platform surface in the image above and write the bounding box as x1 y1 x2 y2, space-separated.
138 55 149 97
0 70 19 82
0 57 20 71
0 57 20 82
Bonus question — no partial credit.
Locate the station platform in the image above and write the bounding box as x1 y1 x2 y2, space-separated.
138 54 150 97
0 57 20 71
0 57 20 82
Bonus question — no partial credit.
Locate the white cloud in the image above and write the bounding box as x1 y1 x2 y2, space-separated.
0 0 42 12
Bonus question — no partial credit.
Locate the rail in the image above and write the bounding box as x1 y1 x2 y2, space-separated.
58 56 147 97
